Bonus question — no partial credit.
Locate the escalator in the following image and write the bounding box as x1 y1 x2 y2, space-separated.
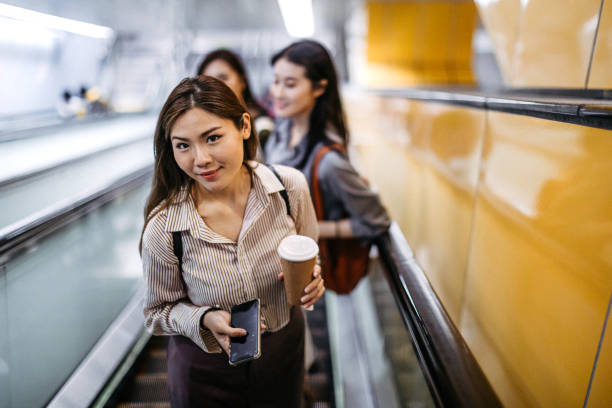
96 229 499 408
104 297 335 408
0 117 155 408
1 114 501 408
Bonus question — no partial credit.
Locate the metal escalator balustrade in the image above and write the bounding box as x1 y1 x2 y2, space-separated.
374 224 501 408
0 121 156 407
1 178 151 408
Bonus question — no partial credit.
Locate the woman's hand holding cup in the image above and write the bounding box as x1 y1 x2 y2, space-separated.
301 264 325 308
277 235 323 308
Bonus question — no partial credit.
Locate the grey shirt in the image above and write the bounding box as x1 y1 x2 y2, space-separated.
264 118 390 241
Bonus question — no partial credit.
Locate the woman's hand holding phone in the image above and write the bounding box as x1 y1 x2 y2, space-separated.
202 310 246 356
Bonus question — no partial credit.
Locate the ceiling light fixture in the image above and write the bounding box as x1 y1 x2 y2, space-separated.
277 0 314 38
0 3 113 39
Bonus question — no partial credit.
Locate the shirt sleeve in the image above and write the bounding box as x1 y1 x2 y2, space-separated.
141 230 222 353
318 151 391 240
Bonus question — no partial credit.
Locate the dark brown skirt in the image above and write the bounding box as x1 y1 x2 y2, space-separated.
167 306 305 408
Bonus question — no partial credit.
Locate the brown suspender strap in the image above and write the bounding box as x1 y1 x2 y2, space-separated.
310 143 370 294
311 143 345 221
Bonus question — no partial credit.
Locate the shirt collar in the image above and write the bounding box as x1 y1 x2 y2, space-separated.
164 162 284 241
251 161 285 195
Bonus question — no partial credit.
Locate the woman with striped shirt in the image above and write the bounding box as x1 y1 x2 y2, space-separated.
140 76 324 408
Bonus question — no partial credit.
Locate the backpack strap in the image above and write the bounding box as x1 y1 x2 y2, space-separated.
267 164 292 217
172 231 183 272
311 143 345 220
172 165 293 270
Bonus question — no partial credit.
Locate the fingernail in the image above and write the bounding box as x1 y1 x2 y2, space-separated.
300 296 307 302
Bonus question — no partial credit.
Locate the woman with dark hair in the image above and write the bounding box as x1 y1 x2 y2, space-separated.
265 40 390 288
197 49 274 147
140 76 324 407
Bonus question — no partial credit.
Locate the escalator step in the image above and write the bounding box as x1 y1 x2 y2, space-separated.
309 327 327 338
121 373 169 403
137 350 167 374
307 372 331 400
148 336 170 348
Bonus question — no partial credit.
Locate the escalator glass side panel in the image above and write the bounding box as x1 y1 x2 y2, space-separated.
0 266 9 408
325 258 435 408
367 260 435 407
2 182 149 408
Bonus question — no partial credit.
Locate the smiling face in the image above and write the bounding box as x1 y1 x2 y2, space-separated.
170 108 250 195
202 59 246 103
270 57 324 119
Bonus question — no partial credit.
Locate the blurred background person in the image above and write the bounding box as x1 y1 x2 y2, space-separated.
265 39 391 293
197 49 274 149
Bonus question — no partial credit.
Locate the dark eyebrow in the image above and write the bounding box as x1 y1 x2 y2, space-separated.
171 126 222 141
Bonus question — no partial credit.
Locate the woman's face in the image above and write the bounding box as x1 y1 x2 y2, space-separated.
271 57 322 119
170 108 250 195
202 59 245 102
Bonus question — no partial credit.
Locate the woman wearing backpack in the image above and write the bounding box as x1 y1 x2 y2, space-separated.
264 40 390 293
140 76 324 407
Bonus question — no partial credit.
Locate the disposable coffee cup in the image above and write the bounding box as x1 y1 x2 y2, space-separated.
277 235 319 306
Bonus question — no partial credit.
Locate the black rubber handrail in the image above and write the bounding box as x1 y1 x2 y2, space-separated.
371 88 612 131
374 223 502 408
0 165 152 266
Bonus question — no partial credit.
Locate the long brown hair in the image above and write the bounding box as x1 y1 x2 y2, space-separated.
139 76 258 251
271 40 348 168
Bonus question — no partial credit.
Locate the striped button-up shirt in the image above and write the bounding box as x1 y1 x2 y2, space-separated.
141 162 318 353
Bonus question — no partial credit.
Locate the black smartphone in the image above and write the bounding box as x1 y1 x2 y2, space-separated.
229 298 261 366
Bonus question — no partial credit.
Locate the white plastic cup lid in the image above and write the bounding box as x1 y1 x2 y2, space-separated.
277 235 318 262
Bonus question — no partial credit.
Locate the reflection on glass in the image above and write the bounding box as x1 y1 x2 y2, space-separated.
3 182 148 407
369 263 435 408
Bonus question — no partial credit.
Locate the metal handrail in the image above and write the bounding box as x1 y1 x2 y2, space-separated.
0 165 152 265
370 88 612 130
375 223 502 408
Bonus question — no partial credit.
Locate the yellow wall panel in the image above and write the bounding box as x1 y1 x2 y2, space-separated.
512 0 600 87
586 303 612 407
474 0 521 84
452 2 479 66
345 92 612 405
367 2 418 64
418 2 453 65
342 91 425 245
588 0 612 88
346 95 486 324
449 2 478 83
365 0 476 86
461 112 612 407
410 102 485 322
